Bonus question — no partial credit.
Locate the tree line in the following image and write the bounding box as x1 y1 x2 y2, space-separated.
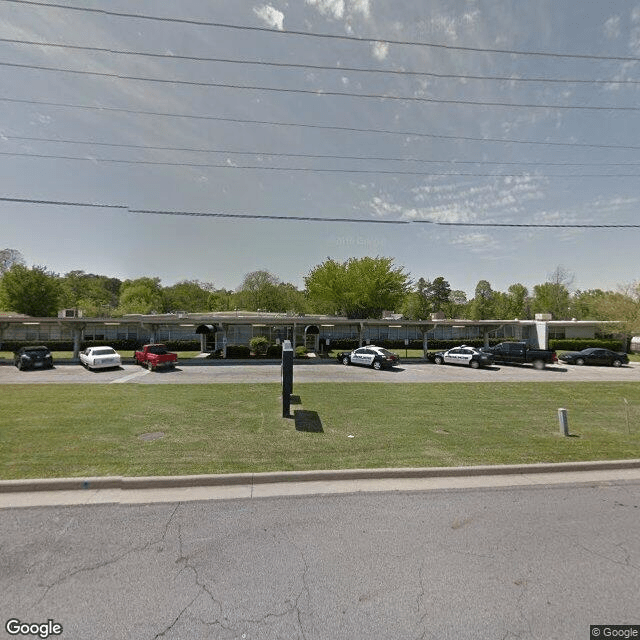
0 248 638 334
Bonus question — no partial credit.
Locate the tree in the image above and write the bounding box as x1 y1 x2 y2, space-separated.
208 288 235 312
532 266 573 319
116 277 164 315
424 277 452 313
60 271 121 316
305 256 410 318
495 283 531 319
589 283 640 336
235 270 281 311
400 277 432 320
441 290 468 319
0 248 25 274
163 280 211 312
469 280 496 320
0 264 61 316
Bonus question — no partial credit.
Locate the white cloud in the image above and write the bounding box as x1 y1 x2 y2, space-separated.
604 15 621 39
371 41 389 60
451 232 498 252
253 5 285 30
306 0 344 20
350 0 371 19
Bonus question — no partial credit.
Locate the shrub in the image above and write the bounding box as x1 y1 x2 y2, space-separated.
225 345 251 359
249 336 269 355
266 344 283 358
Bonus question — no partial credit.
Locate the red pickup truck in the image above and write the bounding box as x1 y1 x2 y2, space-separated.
134 344 178 371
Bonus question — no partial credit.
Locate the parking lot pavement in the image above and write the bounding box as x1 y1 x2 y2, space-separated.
0 360 637 384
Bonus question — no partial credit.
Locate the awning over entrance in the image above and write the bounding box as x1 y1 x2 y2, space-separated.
195 324 219 334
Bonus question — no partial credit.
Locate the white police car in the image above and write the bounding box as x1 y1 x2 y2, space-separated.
432 345 493 369
337 345 400 370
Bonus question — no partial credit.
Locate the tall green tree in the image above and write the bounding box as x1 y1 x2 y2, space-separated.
400 277 432 320
235 270 281 311
494 283 531 319
0 264 61 316
116 277 164 315
441 289 468 319
305 256 410 318
532 266 573 319
425 276 452 313
469 280 496 320
208 288 235 312
163 280 211 312
588 284 640 336
60 271 121 316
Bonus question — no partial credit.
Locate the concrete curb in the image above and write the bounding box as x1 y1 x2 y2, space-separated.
1 459 639 493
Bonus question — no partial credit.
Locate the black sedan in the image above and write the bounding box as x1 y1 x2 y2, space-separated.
14 345 54 370
559 348 628 367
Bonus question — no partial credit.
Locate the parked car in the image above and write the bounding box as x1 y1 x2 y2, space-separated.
431 346 493 369
14 346 53 370
559 348 629 367
79 346 122 370
134 344 178 371
337 345 400 370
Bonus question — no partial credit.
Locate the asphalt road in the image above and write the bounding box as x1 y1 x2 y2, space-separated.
0 359 638 384
1 481 638 640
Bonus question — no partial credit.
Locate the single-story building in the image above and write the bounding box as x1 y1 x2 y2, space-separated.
0 311 619 360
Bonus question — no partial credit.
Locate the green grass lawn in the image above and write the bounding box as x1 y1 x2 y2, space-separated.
0 382 638 479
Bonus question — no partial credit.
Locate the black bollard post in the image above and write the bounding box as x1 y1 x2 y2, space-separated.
282 339 294 418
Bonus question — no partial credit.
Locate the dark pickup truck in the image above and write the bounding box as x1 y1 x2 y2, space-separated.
480 342 557 370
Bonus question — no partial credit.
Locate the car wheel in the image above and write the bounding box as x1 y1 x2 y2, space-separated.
342 356 350 366
612 359 622 367
575 358 585 366
372 360 382 370
434 355 444 365
16 361 23 371
532 359 545 370
147 361 154 371
470 360 480 369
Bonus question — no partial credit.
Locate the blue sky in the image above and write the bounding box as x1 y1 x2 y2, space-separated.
0 0 638 297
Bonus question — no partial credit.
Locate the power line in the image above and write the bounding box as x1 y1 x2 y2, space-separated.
2 37 639 86
5 0 640 63
2 96 638 151
1 60 639 111
2 196 639 228
0 196 127 208
2 150 640 177
6 134 640 167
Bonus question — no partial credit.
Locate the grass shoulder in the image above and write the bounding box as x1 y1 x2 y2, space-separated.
0 382 638 480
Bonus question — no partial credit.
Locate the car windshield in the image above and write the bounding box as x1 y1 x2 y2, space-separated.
24 348 49 355
93 348 116 356
379 349 395 357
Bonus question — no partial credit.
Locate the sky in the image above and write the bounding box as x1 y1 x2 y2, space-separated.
0 0 639 298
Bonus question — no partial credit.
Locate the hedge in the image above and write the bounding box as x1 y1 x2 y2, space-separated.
0 339 201 353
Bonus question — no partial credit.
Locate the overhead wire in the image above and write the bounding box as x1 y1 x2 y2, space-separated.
1 96 639 151
4 134 640 167
4 0 640 63
1 196 638 228
0 60 638 111
1 149 639 177
1 37 639 85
